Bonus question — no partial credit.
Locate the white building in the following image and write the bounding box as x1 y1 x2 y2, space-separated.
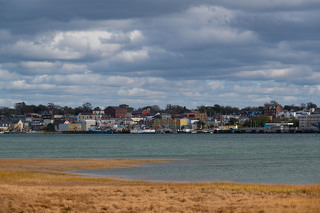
298 114 320 130
295 110 311 118
277 110 296 119
77 113 102 122
81 120 97 131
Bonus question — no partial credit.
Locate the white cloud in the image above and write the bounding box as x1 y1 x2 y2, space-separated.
6 30 147 61
115 48 149 62
20 61 57 69
9 40 83 60
0 66 18 81
2 68 320 108
118 87 164 97
235 68 295 79
207 80 225 90
231 65 317 84
154 5 257 49
6 80 56 90
18 61 90 75
283 96 298 102
129 30 145 44
251 97 273 104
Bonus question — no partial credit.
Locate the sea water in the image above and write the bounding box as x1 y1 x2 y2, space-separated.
0 134 319 184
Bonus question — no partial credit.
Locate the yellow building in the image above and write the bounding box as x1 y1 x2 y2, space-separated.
154 119 188 130
218 125 238 130
13 120 25 131
0 126 9 132
68 123 82 131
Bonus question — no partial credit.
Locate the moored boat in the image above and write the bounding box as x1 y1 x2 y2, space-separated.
130 129 156 134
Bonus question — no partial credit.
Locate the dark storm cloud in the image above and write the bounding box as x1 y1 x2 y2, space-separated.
0 0 198 25
2 0 319 33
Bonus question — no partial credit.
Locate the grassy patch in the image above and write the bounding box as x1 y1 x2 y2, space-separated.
0 159 319 213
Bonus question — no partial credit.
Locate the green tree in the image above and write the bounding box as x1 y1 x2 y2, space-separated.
243 115 271 127
82 102 92 111
197 120 207 129
213 104 221 114
0 107 15 115
197 105 207 113
44 123 56 132
14 102 26 114
137 105 162 113
289 118 299 127
165 104 189 114
119 104 134 113
74 106 85 115
307 102 317 109
229 117 238 125
34 104 48 113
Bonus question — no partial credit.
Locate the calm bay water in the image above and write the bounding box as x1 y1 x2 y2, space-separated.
1 133 319 184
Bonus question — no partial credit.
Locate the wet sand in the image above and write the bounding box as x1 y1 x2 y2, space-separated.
0 158 319 213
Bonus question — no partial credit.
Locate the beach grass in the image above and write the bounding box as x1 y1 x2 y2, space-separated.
0 159 319 213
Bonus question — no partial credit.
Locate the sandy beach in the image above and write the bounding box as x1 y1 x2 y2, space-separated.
0 159 319 213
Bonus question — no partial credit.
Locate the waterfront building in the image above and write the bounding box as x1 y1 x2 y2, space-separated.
298 114 320 130
154 118 188 130
28 121 43 131
0 125 9 132
264 103 283 117
77 112 102 122
217 125 238 130
0 120 27 132
59 123 82 132
81 120 97 131
104 106 128 118
246 111 263 118
295 110 311 118
264 123 294 130
193 111 207 121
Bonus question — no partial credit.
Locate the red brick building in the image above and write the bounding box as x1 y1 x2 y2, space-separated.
104 106 128 118
263 104 283 117
193 111 207 121
132 109 150 116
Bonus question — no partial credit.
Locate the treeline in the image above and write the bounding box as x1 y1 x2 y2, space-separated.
0 101 318 116
0 102 99 116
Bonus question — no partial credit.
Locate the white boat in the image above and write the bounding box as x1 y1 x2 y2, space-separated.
131 129 155 134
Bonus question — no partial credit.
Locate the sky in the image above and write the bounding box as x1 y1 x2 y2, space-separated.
0 0 320 109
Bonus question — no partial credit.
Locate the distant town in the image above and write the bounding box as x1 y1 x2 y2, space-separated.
1 101 320 134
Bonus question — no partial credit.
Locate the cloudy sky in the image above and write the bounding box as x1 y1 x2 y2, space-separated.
1 0 320 109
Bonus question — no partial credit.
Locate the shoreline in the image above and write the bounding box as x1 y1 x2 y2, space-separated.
69 161 320 185
2 129 320 134
1 158 320 212
1 158 319 185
